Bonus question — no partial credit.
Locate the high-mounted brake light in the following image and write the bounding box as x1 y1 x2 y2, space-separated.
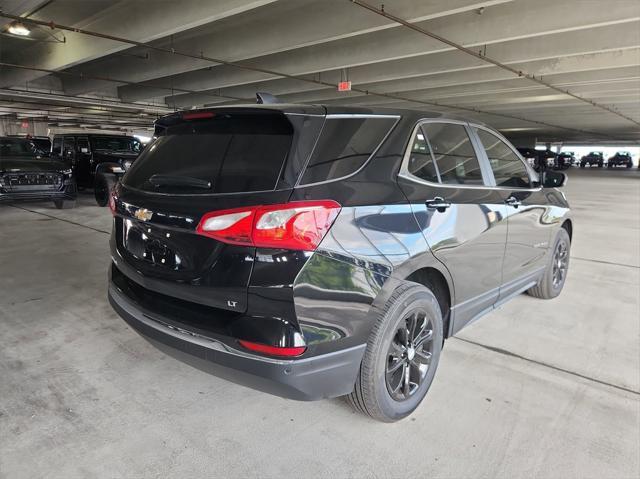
238 340 306 357
196 200 341 251
181 111 215 120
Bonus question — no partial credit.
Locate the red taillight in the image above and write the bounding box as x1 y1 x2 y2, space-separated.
238 340 306 357
197 207 256 246
182 111 215 120
195 200 341 251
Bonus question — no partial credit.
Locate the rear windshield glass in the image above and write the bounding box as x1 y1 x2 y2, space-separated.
123 113 293 194
299 116 397 185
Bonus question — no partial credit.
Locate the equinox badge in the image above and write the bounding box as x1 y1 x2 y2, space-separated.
134 208 153 222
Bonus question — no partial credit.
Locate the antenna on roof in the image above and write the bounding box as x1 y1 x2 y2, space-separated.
256 92 279 104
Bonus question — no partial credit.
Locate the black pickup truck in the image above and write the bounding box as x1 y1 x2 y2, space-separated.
51 134 143 206
0 137 76 208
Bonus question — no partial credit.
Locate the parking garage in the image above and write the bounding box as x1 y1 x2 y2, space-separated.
1 1 639 477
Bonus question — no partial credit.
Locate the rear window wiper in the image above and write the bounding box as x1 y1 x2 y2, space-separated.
148 174 212 189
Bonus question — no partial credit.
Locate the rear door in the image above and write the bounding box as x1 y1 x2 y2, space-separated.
397 120 508 333
62 136 75 166
112 109 323 313
472 126 552 300
75 137 92 185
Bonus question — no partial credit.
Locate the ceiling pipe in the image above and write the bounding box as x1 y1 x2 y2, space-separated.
350 0 640 127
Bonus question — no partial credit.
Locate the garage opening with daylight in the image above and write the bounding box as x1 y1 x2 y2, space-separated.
0 1 638 478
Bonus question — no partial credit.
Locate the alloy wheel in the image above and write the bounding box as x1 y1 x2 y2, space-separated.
552 239 569 288
385 310 434 401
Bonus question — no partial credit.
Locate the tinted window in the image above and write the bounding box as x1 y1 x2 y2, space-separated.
421 123 483 185
475 128 530 188
0 138 38 158
31 138 51 153
77 138 90 153
407 126 438 183
300 117 397 185
63 137 75 159
53 137 62 155
124 113 293 194
90 136 141 153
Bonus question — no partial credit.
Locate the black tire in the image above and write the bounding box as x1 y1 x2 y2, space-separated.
94 172 116 207
580 162 585 168
598 161 603 168
627 162 632 168
528 228 570 299
53 199 76 209
347 283 443 422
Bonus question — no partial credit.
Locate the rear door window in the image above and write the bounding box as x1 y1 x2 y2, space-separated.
76 138 90 154
419 123 484 185
299 116 397 185
52 137 62 156
123 113 293 194
62 137 75 160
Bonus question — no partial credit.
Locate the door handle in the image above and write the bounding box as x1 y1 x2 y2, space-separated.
505 196 521 208
425 196 451 211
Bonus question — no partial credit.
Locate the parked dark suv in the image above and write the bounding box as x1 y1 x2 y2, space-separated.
51 133 142 206
108 105 572 421
0 137 76 208
607 151 633 168
556 151 575 169
580 151 604 168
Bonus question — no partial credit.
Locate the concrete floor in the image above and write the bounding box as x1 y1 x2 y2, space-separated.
1 168 638 478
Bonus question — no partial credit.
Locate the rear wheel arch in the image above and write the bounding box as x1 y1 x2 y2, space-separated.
405 267 452 338
561 219 572 242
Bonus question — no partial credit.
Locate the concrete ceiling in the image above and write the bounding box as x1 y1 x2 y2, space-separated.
1 0 639 144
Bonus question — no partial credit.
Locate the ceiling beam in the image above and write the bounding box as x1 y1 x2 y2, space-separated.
0 0 279 88
60 0 512 95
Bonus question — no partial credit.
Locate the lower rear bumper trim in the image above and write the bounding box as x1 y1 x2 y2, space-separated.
108 283 365 401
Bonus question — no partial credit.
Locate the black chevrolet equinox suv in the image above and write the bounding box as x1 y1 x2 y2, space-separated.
108 104 572 421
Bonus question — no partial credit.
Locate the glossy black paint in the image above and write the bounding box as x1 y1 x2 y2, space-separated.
108 104 572 400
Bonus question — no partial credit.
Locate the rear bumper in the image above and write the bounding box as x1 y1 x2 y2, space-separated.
108 282 365 401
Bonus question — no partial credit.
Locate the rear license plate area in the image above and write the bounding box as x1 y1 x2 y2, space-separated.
123 221 180 269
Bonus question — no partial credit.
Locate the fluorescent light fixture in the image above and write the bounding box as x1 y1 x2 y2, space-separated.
8 21 30 36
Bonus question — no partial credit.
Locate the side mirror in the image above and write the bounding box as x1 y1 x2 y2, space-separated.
544 170 567 188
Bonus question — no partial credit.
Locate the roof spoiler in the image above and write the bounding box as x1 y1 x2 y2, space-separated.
256 92 280 104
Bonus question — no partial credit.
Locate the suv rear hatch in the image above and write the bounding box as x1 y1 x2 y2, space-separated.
111 107 324 314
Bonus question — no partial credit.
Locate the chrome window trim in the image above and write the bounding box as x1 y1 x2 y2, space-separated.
295 114 401 188
325 113 402 119
398 119 542 193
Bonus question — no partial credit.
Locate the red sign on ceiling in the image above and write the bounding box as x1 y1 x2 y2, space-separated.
338 81 352 92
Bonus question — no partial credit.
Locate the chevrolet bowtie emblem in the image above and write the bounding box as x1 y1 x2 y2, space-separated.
134 208 153 222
